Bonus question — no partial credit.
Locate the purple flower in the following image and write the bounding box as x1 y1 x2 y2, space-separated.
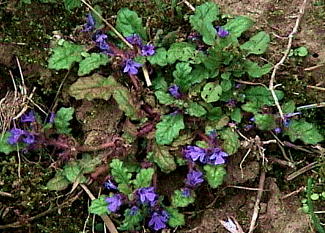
125 34 143 47
216 26 229 38
49 112 56 123
141 44 155 56
137 187 157 206
123 59 142 75
103 180 117 190
274 127 282 134
105 194 123 212
8 128 26 145
207 147 228 165
129 206 139 216
249 117 255 122
185 170 204 188
244 124 254 131
181 188 191 197
93 31 110 52
148 210 169 231
168 84 182 99
82 13 96 32
183 146 207 163
21 111 36 123
22 133 35 145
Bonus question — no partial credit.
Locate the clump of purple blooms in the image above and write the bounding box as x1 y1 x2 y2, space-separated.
215 26 230 38
123 59 143 75
105 194 123 212
148 210 169 231
82 13 96 32
137 187 158 207
185 170 204 188
168 84 182 99
183 145 228 165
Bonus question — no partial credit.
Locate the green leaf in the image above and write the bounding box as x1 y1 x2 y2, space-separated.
78 53 109 76
230 108 242 123
294 46 308 57
171 133 194 147
155 114 185 145
201 82 222 103
244 60 273 78
166 207 185 228
167 42 196 64
110 159 132 185
63 162 87 183
48 41 84 70
113 87 141 120
152 74 168 91
78 154 101 174
240 31 270 55
220 128 240 155
203 165 226 188
186 102 207 117
241 101 260 113
89 196 108 215
255 114 276 130
93 5 104 29
0 133 17 155
285 120 324 144
245 86 284 107
46 171 70 191
154 91 174 105
118 208 143 231
147 48 168 66
282 100 296 114
63 0 81 11
69 75 120 101
150 144 177 173
54 107 74 134
116 8 147 40
220 79 232 92
189 2 219 45
171 190 195 207
224 16 254 38
133 168 154 189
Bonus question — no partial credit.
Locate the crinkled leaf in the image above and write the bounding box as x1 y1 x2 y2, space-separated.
0 133 17 155
154 91 174 105
171 133 194 147
110 159 132 185
285 120 323 144
63 162 87 183
244 86 284 107
202 46 223 71
240 31 270 55
205 116 230 132
190 65 211 83
203 165 226 188
54 107 74 134
244 60 272 78
152 74 168 91
220 128 240 155
255 114 276 130
186 102 207 117
223 16 254 38
147 48 168 66
63 0 81 11
116 8 147 39
150 144 177 173
220 79 232 92
118 208 143 231
89 196 108 215
69 75 120 101
282 100 296 114
166 207 185 228
171 190 195 208
48 41 84 70
167 42 196 64
155 114 185 145
231 108 242 123
201 82 222 103
78 53 109 76
113 87 141 120
133 168 154 189
46 171 70 191
189 2 219 45
117 183 133 195
78 154 101 174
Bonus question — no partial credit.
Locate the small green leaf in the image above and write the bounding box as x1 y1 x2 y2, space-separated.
63 0 81 11
224 16 254 38
93 5 104 29
63 162 87 183
113 87 141 120
48 41 84 70
294 46 308 57
110 159 132 185
255 114 276 130
46 171 70 191
154 91 174 105
150 144 177 173
0 133 17 155
201 82 222 103
282 100 296 114
133 168 154 189
186 102 207 117
167 42 196 64
156 114 185 145
89 196 108 215
78 53 109 76
171 133 194 147
310 193 319 201
285 120 324 144
245 86 284 107
171 190 195 208
118 208 143 231
166 207 185 228
147 48 168 66
54 107 74 134
240 31 270 55
69 75 120 101
231 108 242 123
244 60 273 78
189 2 219 45
78 154 101 174
152 74 168 91
220 128 240 155
116 8 147 39
203 165 226 188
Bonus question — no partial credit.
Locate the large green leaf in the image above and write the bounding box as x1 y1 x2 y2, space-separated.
54 107 74 134
116 8 147 40
46 171 70 191
78 53 109 76
63 162 87 183
133 168 154 189
167 42 196 64
285 120 323 144
220 128 240 155
113 87 141 120
255 114 276 130
69 75 120 101
154 91 174 105
150 144 177 173
201 82 222 103
173 62 193 91
147 48 168 66
155 114 185 145
244 60 272 78
240 31 270 55
203 165 226 188
223 16 254 38
89 196 109 215
0 133 17 155
186 102 207 117
244 86 284 108
189 2 219 45
48 41 84 70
